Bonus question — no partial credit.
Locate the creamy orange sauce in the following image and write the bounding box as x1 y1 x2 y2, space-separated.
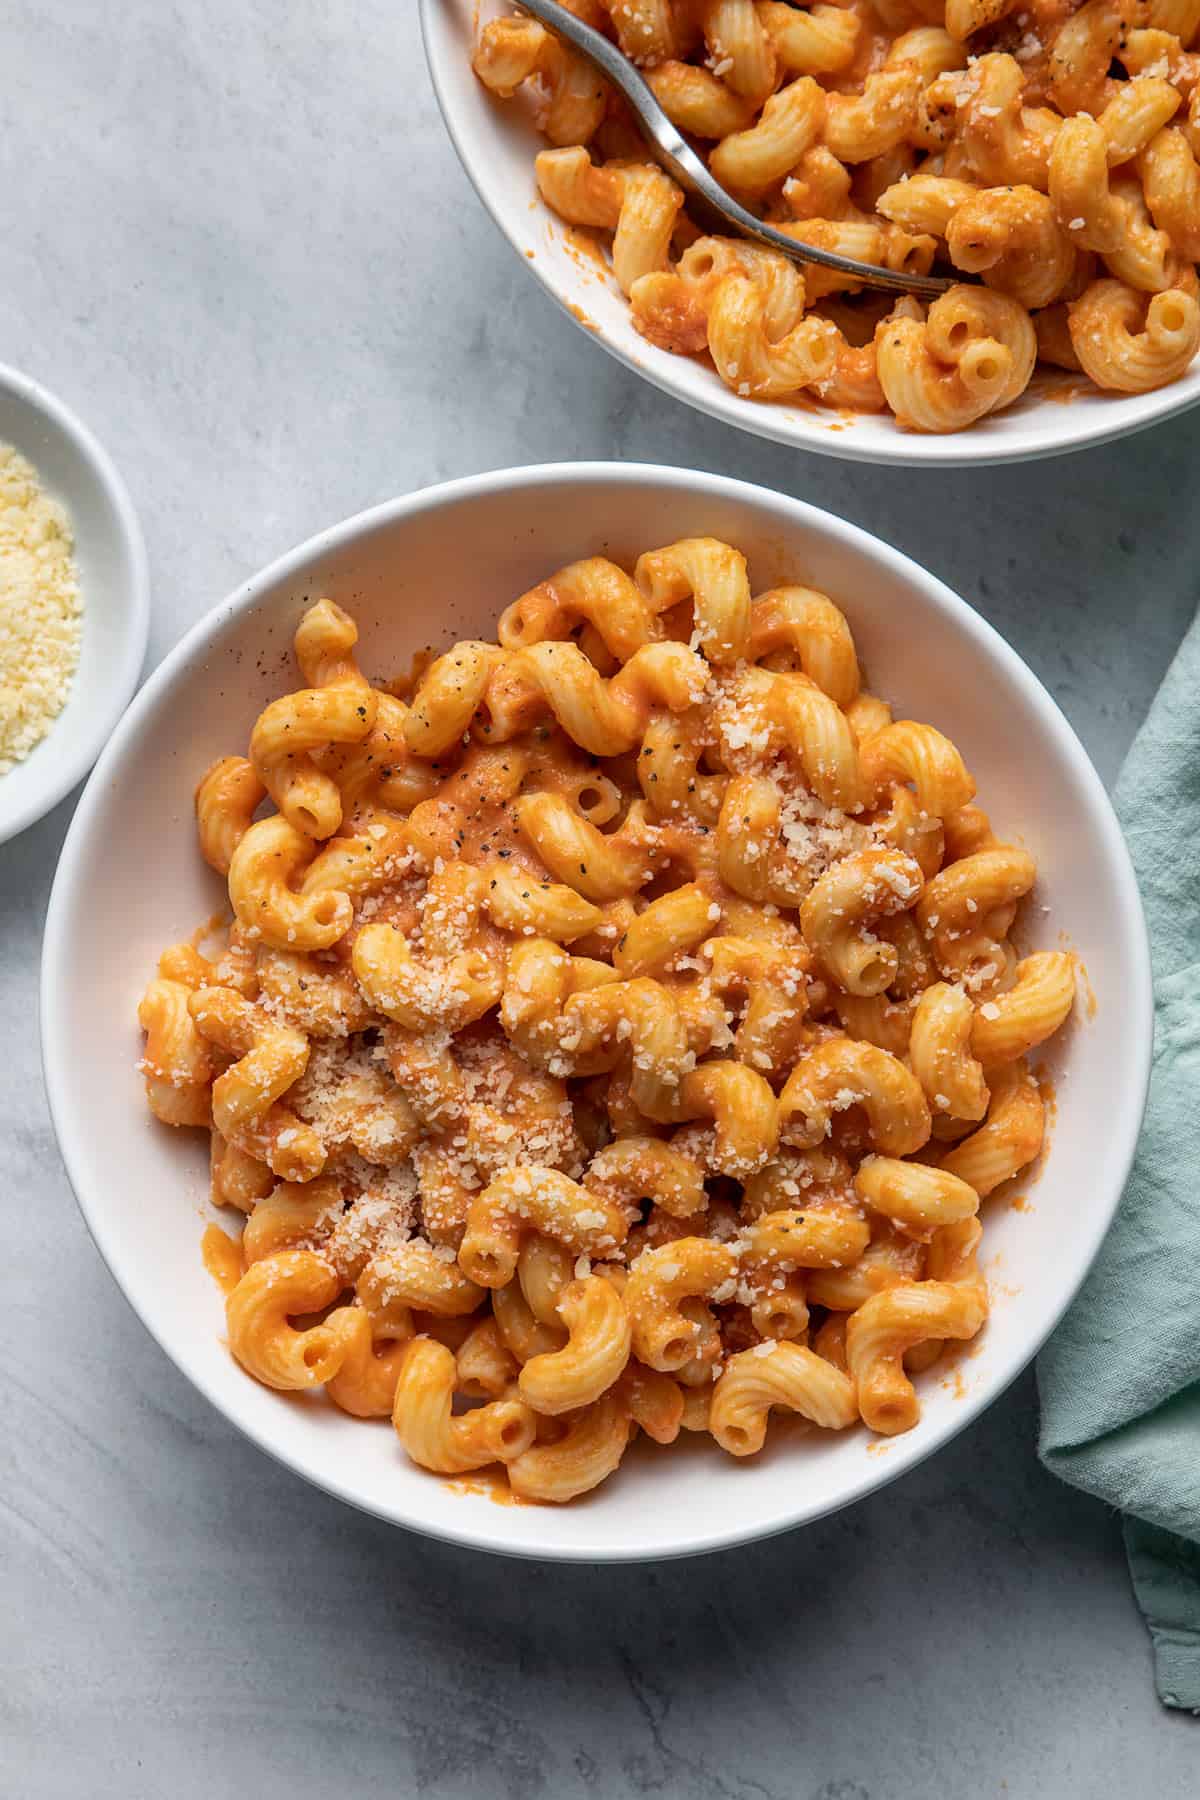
201 1223 244 1297
1032 373 1094 407
983 1264 1022 1305
444 1467 531 1506
865 1439 892 1456
386 644 435 702
779 390 825 417
1079 961 1098 1021
562 225 613 282
941 1366 968 1402
939 1334 987 1391
565 301 600 334
1009 1059 1061 1197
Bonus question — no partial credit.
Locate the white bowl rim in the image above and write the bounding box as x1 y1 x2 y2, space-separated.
418 0 1200 470
41 461 1154 1560
0 360 151 845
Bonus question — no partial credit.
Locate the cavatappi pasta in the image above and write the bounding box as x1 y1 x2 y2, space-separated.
139 541 1076 1501
470 0 1200 430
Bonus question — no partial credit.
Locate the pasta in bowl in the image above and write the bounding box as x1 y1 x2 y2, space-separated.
421 0 1200 464
43 465 1151 1557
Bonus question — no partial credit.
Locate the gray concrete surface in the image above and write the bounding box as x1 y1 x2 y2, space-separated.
2 4 1197 1795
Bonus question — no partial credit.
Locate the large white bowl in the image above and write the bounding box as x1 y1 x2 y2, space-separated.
0 363 149 844
42 463 1152 1560
421 0 1200 468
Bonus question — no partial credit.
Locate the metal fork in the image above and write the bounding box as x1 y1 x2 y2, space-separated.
506 0 953 300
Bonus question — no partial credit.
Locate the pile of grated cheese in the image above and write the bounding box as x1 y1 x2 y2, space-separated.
0 442 83 775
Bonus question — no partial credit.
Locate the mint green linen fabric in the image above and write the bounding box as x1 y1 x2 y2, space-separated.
1038 609 1200 1712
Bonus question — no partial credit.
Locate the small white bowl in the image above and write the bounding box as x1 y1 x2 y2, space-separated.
0 364 149 845
421 0 1200 468
42 463 1151 1561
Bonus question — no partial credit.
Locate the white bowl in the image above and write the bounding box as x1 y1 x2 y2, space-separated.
421 0 1200 468
0 364 149 844
42 463 1151 1560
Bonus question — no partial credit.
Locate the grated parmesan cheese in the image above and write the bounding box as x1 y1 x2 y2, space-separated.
0 444 83 774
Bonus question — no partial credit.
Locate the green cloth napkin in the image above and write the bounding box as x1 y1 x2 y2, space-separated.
1038 608 1200 1712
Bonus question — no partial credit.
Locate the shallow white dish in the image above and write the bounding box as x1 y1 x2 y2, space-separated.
421 0 1200 468
0 363 149 845
43 463 1152 1560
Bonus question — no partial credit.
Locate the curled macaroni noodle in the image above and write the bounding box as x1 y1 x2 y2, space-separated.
854 1155 981 1233
517 1275 633 1413
249 608 375 840
507 1390 633 1502
618 1360 686 1444
970 951 1078 1064
228 814 353 952
226 1251 359 1390
711 1341 858 1454
847 1219 987 1433
195 755 266 875
909 980 989 1122
939 1062 1046 1197
1069 279 1200 391
624 1237 738 1372
471 15 606 147
138 977 214 1127
801 846 924 995
189 986 324 1182
779 1038 931 1155
140 537 1077 1499
392 1337 536 1474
